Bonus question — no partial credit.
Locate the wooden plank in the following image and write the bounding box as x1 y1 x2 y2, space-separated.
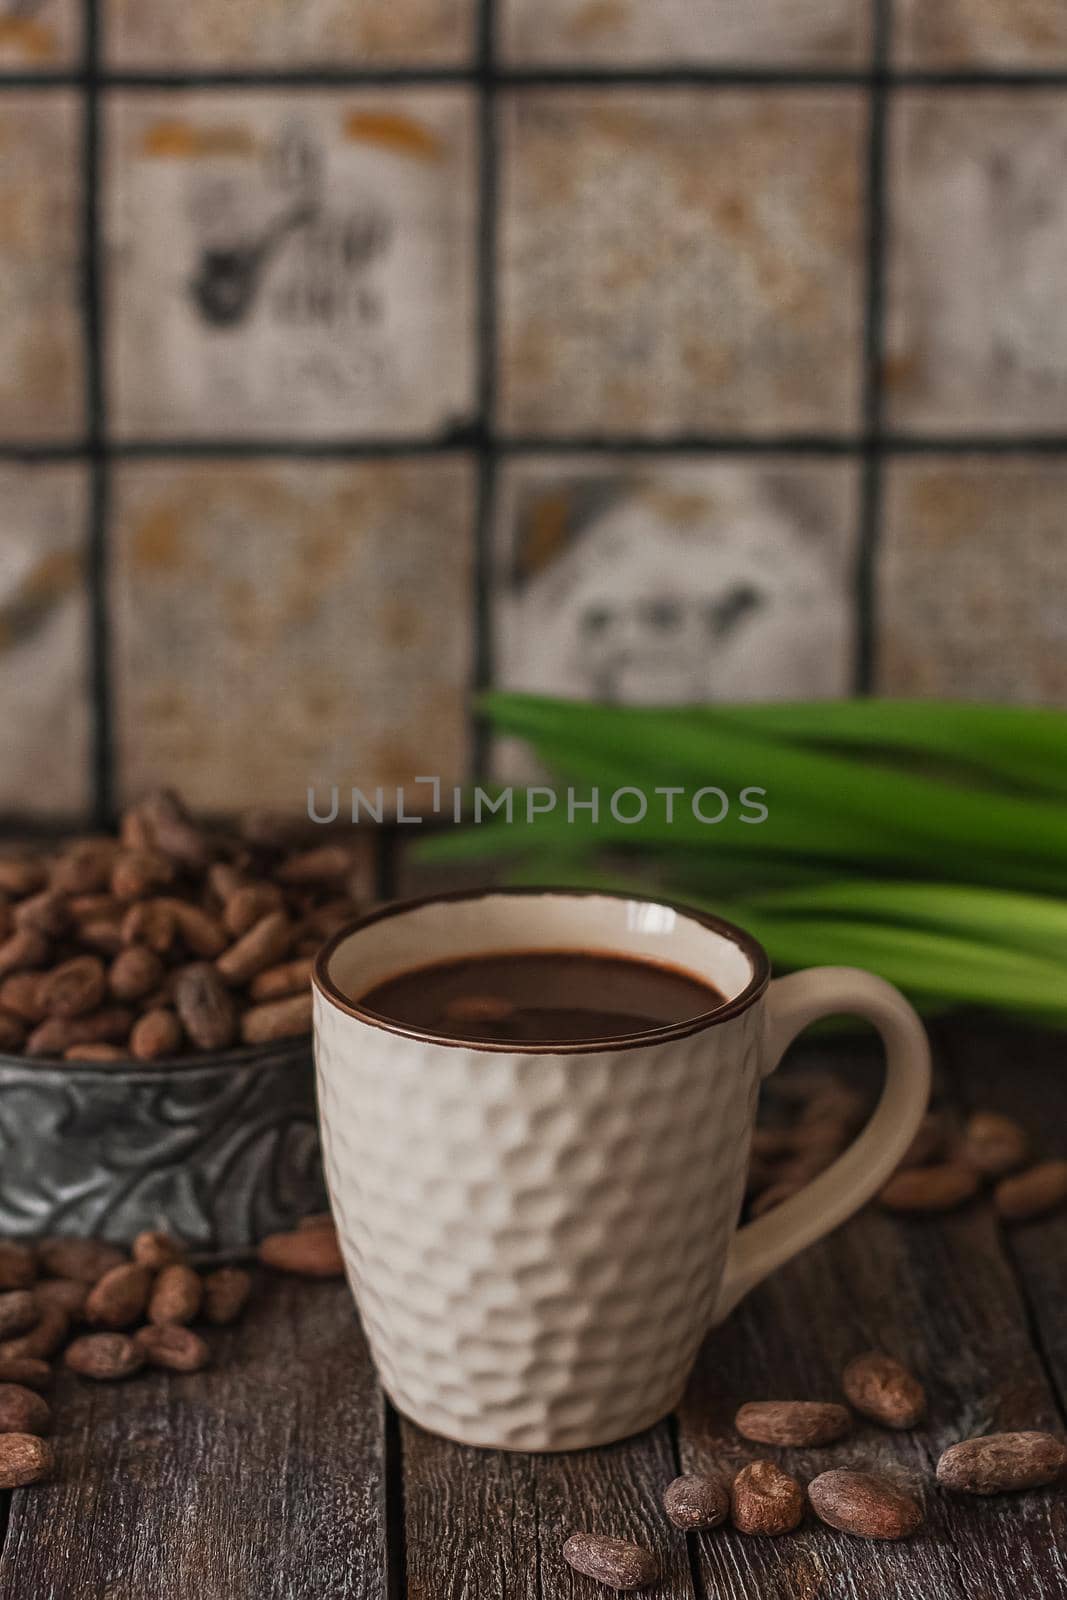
401 1416 696 1600
676 1037 1067 1600
942 1021 1067 1405
0 1276 387 1600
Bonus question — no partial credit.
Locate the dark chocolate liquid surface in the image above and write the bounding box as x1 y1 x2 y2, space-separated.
359 950 725 1044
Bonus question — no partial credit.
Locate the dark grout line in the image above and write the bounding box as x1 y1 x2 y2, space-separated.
7 67 1067 90
855 0 891 694
6 434 1067 461
83 0 113 828
470 0 497 783
383 1398 408 1600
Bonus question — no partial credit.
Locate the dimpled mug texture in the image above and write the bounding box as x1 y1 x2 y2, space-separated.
314 988 763 1450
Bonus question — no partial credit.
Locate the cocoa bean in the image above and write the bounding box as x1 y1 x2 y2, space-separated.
121 899 176 955
0 1433 53 1487
662 1473 729 1531
808 1469 923 1539
0 1383 50 1436
109 945 164 1002
139 792 210 870
130 1008 183 1062
937 1432 1067 1494
562 1533 659 1592
65 1332 144 1381
842 1351 926 1429
223 882 284 938
134 1323 210 1373
995 1161 1067 1223
26 1007 134 1059
960 1111 1029 1178
85 1263 153 1329
38 955 107 1019
240 992 312 1046
49 841 115 895
216 910 292 985
165 901 228 960
111 848 174 902
37 1238 125 1285
730 1460 804 1536
0 1357 50 1390
207 862 244 905
0 1292 37 1340
64 1043 126 1062
276 847 354 885
736 1400 851 1447
69 893 121 924
250 957 313 1003
78 919 125 957
173 964 236 1051
1 1305 69 1360
13 890 70 938
0 973 46 1023
0 929 50 977
131 1231 185 1270
147 1264 202 1326
0 859 45 898
259 1226 344 1278
878 1162 980 1213
0 1242 36 1291
201 1267 252 1326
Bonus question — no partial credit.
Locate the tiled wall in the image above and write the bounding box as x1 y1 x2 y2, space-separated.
1 1 1065 822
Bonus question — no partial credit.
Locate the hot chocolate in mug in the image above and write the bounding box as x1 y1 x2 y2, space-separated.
313 890 930 1452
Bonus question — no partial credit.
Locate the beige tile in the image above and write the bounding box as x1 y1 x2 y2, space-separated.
497 91 866 437
0 0 81 68
0 94 83 441
110 457 476 814
0 463 90 818
106 0 474 68
895 0 1067 67
879 459 1067 703
106 90 477 440
501 0 870 66
887 94 1067 433
491 455 860 716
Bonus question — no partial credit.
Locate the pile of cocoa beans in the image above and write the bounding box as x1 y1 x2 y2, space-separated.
748 1070 1067 1226
0 1216 346 1490
565 1355 1067 1591
0 791 373 1061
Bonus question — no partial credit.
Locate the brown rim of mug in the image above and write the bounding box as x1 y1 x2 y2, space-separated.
311 886 772 1055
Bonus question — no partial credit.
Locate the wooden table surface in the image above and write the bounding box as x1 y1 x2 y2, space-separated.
1 1019 1064 1600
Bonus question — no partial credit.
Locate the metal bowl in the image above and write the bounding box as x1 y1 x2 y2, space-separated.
0 1038 326 1248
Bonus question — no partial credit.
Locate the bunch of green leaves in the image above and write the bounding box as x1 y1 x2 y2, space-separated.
418 695 1067 1027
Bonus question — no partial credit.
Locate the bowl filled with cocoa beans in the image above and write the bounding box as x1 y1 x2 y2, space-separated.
0 791 374 1250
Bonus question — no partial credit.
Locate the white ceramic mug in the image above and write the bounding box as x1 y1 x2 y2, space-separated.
313 890 930 1452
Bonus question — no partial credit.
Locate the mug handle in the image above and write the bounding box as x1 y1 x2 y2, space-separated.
712 966 931 1324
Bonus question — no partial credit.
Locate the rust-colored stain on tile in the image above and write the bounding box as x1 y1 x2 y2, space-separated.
497 91 865 436
140 120 259 159
880 460 1067 704
110 459 477 814
0 1 79 66
343 110 444 160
